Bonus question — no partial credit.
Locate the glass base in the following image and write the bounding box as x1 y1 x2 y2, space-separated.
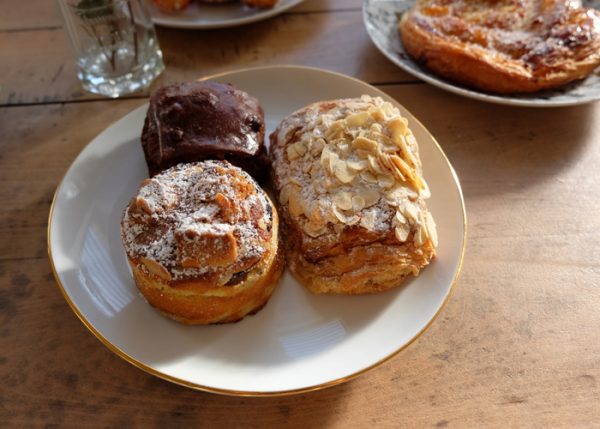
78 50 165 98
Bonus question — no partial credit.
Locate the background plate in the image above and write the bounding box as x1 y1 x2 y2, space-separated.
48 66 466 396
363 0 600 107
149 0 304 29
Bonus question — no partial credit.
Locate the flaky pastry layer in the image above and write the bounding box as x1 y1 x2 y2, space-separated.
270 96 437 295
399 0 600 93
128 204 283 324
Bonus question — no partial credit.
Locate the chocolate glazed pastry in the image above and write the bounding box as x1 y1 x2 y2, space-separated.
141 81 267 178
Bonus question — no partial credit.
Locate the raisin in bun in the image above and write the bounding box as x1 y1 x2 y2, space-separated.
141 81 266 178
270 96 437 295
121 160 283 324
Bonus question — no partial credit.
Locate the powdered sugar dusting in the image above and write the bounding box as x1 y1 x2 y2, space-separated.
270 95 436 248
121 161 272 281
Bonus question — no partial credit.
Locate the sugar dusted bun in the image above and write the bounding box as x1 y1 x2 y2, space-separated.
121 160 283 324
270 96 437 295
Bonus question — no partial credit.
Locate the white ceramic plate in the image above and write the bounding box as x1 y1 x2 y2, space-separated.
363 0 600 107
148 0 304 29
48 66 466 396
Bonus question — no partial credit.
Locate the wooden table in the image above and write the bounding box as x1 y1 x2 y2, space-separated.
2 1 599 427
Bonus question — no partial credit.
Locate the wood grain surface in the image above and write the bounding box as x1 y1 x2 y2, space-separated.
0 10 410 106
1 2 600 428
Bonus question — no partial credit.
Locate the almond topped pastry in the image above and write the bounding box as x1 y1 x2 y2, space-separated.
270 95 437 295
399 0 600 93
121 160 283 324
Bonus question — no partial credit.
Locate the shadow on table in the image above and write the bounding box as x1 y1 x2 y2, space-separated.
385 85 596 199
144 372 354 428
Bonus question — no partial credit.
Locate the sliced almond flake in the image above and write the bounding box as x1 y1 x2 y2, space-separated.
332 159 355 184
403 203 419 222
320 145 332 170
311 137 325 156
390 154 423 191
388 117 408 140
332 203 346 224
352 195 365 212
369 107 386 122
395 134 418 168
368 154 386 175
345 111 371 128
360 189 380 207
415 225 426 246
385 187 404 203
425 211 438 247
332 191 353 211
377 174 395 189
287 144 299 161
394 225 410 243
309 205 325 226
421 214 431 239
390 164 406 182
322 201 338 224
419 177 431 199
353 136 378 152
304 221 327 238
346 159 368 172
332 204 360 225
325 120 344 140
141 257 172 281
360 211 377 231
360 170 378 183
394 210 407 225
378 152 394 171
295 141 307 156
328 151 340 174
368 130 391 145
288 191 304 217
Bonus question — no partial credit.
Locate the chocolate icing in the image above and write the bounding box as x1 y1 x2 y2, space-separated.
141 81 266 177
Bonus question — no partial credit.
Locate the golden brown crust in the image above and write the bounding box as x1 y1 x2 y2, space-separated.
121 161 283 324
128 226 284 324
399 0 600 93
269 96 437 295
288 240 435 295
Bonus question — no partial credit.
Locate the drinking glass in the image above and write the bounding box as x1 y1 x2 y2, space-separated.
58 0 165 98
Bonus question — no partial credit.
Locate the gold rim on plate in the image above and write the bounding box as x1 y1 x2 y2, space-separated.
47 65 467 397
